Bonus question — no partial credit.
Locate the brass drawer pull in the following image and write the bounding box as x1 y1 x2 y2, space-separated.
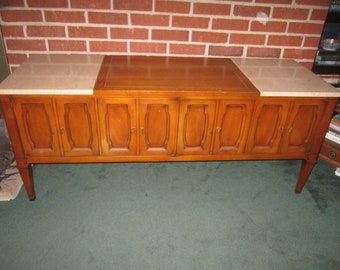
329 151 336 159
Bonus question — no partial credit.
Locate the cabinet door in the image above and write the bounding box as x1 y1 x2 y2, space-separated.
177 100 216 155
281 100 326 154
139 99 178 156
246 100 290 154
12 97 61 156
98 98 137 155
213 100 254 154
56 98 99 156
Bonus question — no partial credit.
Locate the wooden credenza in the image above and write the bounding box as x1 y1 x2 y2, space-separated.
0 55 339 200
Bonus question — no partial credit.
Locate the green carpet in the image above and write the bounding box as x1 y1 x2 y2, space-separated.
0 159 339 270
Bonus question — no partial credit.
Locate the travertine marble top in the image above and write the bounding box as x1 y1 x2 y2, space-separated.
231 58 340 97
0 54 339 97
0 54 104 95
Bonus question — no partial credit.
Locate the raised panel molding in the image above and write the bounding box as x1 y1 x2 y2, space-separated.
182 104 208 149
289 105 317 146
255 104 282 147
177 100 216 155
12 98 60 156
63 103 93 150
56 98 99 156
282 100 326 153
98 98 137 156
139 99 177 155
145 104 171 149
247 101 290 154
214 101 253 154
105 104 132 151
23 103 54 151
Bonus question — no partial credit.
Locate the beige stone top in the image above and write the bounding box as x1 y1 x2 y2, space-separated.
232 58 340 97
0 54 339 97
0 54 104 95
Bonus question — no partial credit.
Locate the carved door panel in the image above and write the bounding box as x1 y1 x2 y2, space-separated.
246 100 290 154
213 100 254 154
281 100 326 153
98 98 137 155
177 100 216 155
139 99 178 156
56 98 99 156
12 97 61 156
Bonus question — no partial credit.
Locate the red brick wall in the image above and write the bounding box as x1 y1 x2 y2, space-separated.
0 0 330 71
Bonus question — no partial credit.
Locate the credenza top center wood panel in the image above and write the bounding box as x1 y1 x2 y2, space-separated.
94 56 260 97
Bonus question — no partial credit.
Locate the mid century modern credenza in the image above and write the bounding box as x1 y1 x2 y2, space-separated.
1 54 339 200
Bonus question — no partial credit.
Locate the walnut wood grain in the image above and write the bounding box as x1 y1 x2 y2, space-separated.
0 55 337 200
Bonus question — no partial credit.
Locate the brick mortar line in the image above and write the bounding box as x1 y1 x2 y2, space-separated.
0 21 325 31
2 32 321 45
2 31 322 40
0 20 326 31
0 2 329 11
0 9 329 22
3 41 318 50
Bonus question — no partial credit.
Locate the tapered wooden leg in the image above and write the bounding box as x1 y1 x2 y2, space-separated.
295 159 317 193
17 164 35 201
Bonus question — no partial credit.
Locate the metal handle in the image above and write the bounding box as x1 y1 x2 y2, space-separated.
279 127 292 133
217 127 222 133
329 151 336 159
60 127 64 134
